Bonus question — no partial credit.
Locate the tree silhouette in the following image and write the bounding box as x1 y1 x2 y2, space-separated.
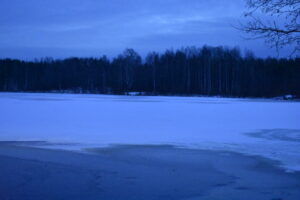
0 46 299 98
240 0 300 55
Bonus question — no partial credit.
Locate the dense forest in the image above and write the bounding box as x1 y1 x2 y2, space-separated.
0 46 299 98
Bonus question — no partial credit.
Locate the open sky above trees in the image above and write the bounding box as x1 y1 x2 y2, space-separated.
0 0 295 60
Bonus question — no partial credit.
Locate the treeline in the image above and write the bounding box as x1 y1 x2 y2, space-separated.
0 46 299 97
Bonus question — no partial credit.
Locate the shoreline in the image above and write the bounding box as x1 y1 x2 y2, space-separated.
1 91 299 101
0 142 300 200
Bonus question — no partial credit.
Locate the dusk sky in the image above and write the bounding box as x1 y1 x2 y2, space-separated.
0 0 291 60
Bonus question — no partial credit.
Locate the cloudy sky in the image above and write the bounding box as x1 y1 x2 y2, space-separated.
0 0 290 59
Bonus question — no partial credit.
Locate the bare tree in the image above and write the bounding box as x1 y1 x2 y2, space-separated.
240 0 300 55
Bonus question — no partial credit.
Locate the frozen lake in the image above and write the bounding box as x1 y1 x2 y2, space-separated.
0 92 299 172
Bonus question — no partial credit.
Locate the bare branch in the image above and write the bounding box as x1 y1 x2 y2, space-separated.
239 0 300 56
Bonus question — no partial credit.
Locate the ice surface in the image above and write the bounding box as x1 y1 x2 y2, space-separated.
0 92 299 172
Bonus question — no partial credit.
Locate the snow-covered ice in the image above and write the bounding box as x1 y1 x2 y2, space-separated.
0 92 299 172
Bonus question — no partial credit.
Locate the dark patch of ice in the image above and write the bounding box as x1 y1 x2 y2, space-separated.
245 129 300 143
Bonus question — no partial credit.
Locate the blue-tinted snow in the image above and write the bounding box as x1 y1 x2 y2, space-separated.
0 92 299 172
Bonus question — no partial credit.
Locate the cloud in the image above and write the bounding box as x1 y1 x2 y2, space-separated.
0 0 283 59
